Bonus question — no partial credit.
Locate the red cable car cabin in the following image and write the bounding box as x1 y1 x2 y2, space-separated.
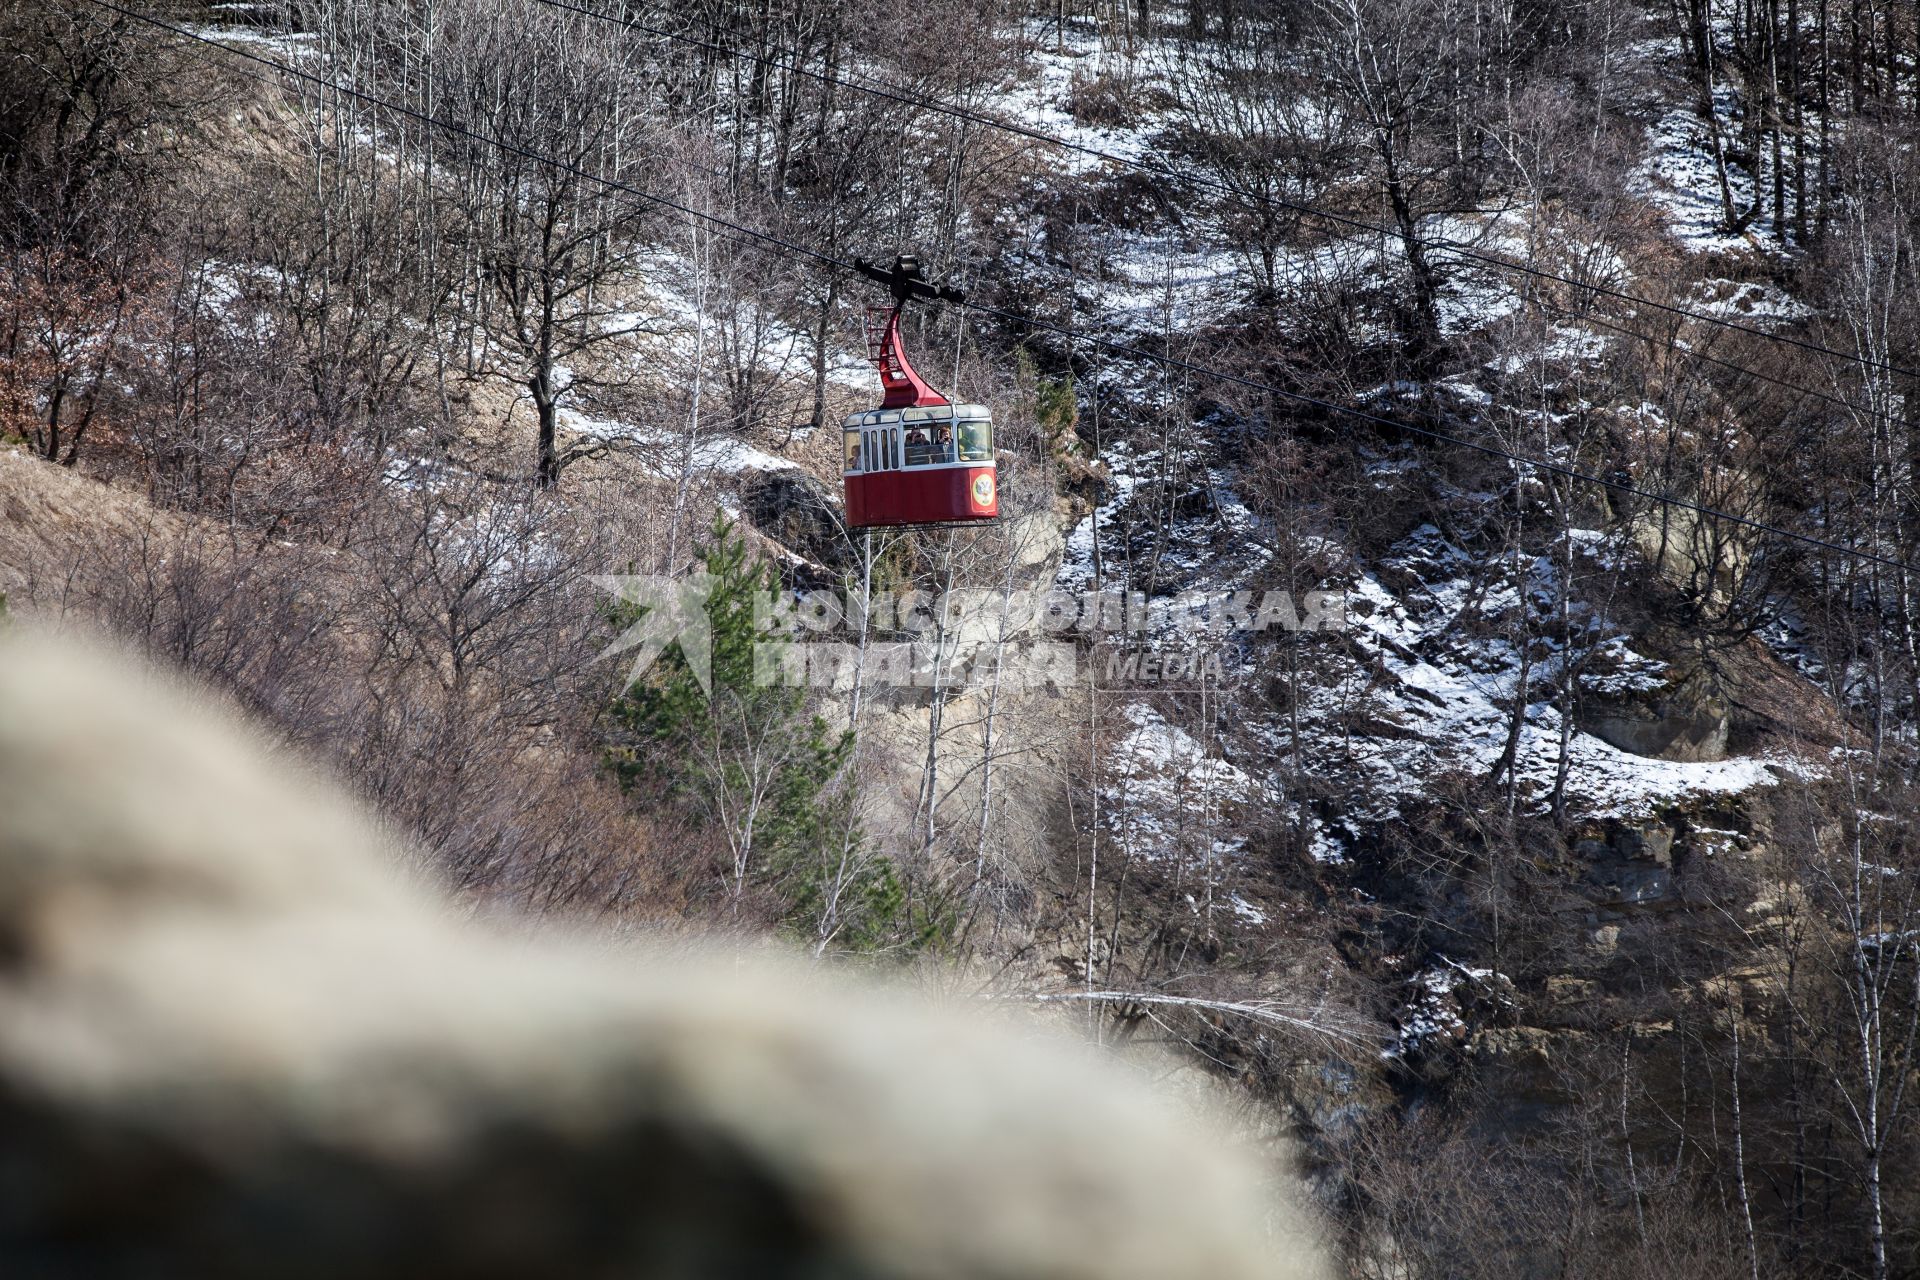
842 255 999 529
843 403 997 527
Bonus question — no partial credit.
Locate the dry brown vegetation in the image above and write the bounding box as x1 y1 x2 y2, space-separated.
3 0 1920 1276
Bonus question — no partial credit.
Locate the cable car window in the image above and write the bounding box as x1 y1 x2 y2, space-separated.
903 425 934 467
844 429 863 472
956 417 993 462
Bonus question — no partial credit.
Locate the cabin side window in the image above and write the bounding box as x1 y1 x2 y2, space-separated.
868 426 896 472
897 408 970 467
844 428 863 472
901 413 935 466
956 412 993 462
903 426 955 466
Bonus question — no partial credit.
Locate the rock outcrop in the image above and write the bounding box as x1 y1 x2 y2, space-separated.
1579 652 1731 762
0 627 1319 1280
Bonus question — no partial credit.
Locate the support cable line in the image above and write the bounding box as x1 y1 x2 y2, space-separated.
84 0 1920 577
524 0 1920 390
94 1 849 268
1552 303 1894 422
535 0 1916 435
180 0 1909 432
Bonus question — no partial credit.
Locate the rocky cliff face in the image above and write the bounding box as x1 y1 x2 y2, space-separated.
1580 657 1732 763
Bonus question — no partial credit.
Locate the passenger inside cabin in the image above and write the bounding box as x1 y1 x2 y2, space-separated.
935 424 954 462
905 427 932 466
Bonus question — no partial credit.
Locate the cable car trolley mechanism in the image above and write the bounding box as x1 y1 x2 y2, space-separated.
842 255 998 529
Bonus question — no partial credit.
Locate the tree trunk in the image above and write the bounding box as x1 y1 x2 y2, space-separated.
1379 136 1445 374
531 369 559 488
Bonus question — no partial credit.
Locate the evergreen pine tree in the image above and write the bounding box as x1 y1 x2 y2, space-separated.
605 514 909 949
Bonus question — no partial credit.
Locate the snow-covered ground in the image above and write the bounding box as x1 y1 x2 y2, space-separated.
1071 449 1817 883
1311 559 1808 825
1022 11 1842 893
1015 30 1165 167
557 407 801 479
192 5 1835 888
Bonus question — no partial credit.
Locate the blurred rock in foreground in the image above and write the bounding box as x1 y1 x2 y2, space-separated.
0 627 1317 1280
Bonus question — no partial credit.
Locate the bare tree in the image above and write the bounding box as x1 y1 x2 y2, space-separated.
317 0 668 487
